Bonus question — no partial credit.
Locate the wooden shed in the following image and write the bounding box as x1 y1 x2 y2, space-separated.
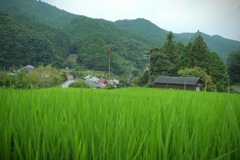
154 76 204 91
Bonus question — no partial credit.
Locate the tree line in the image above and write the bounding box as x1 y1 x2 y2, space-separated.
137 31 239 91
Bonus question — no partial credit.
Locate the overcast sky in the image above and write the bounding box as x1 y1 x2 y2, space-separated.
41 0 240 41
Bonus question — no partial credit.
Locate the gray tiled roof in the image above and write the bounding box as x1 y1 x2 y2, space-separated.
154 76 202 85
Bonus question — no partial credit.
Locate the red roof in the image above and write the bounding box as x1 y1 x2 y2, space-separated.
98 77 108 84
67 75 74 80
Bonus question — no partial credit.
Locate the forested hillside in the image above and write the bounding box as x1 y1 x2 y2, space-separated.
1 0 240 78
0 0 78 28
0 12 70 68
115 18 168 46
64 16 150 75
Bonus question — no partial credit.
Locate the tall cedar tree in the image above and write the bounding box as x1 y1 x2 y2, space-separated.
149 32 177 78
162 32 176 63
188 33 209 68
150 48 175 77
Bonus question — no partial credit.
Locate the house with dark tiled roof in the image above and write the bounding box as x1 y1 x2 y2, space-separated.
154 76 204 91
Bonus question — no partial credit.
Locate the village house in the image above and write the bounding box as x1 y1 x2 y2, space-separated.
154 76 204 91
97 77 108 84
84 75 106 88
84 75 119 89
67 75 74 80
23 65 35 72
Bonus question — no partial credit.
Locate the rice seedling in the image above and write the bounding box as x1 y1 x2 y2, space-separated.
0 87 239 160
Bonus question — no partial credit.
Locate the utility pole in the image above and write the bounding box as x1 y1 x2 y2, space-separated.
106 47 112 80
148 53 150 84
144 51 151 84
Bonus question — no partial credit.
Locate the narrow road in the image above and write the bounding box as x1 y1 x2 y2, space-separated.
61 79 77 88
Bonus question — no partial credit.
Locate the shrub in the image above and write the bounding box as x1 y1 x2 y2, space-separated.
69 80 90 88
0 70 12 87
106 83 115 89
28 65 65 88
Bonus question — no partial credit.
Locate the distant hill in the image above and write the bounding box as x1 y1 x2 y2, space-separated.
115 18 168 46
0 0 150 75
0 12 71 68
114 18 240 61
1 0 240 75
174 33 240 61
63 16 150 75
0 0 78 28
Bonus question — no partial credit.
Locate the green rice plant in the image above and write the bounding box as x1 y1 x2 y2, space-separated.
0 87 240 160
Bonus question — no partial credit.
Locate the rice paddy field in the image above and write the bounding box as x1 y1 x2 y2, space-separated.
0 87 240 160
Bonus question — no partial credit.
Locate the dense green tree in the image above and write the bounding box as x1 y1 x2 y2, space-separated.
118 78 131 88
150 48 175 77
28 65 65 88
175 42 185 70
206 52 229 91
188 33 209 68
178 42 192 69
77 34 107 70
0 68 34 89
146 32 180 80
176 33 230 91
162 32 177 63
69 80 90 88
0 69 12 87
138 70 148 86
161 32 179 75
227 50 240 84
178 66 215 91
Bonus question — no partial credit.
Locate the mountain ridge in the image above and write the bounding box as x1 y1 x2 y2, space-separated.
1 0 240 74
114 18 240 61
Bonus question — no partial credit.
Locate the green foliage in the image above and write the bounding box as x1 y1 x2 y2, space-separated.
1 88 240 159
105 83 115 89
133 32 230 92
140 33 182 86
0 0 78 28
28 65 65 88
117 78 131 88
227 50 240 84
187 33 209 68
178 67 215 91
174 33 240 62
69 71 85 79
69 80 90 88
0 69 34 89
178 42 193 69
0 69 12 87
176 34 229 91
138 71 148 86
207 52 229 91
150 48 175 76
115 18 168 46
64 16 149 75
1 0 239 81
0 13 70 69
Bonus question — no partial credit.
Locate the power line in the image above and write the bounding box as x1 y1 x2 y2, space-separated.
201 6 240 34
